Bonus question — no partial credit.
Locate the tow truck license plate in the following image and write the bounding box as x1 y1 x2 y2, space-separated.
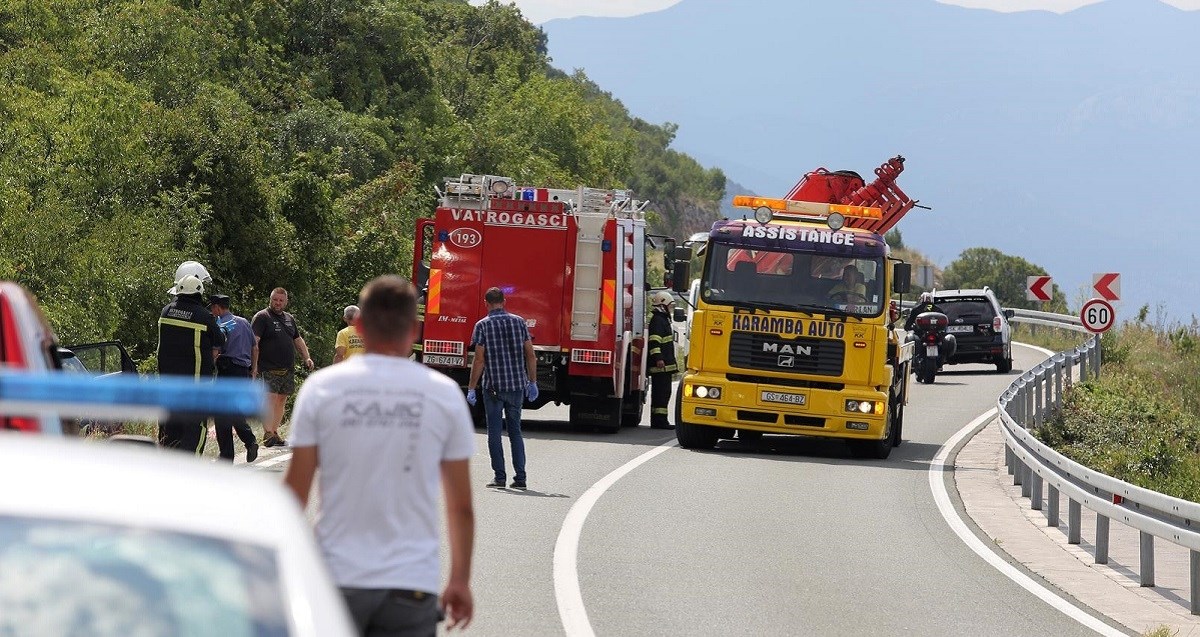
947 325 974 334
761 390 806 406
424 355 464 366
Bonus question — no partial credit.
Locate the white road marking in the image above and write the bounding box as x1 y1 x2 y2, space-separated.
554 439 678 637
930 408 1124 636
257 451 292 468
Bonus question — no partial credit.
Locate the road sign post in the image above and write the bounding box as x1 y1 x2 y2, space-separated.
1080 298 1116 334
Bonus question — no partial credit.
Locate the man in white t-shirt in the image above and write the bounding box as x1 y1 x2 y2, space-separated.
284 275 475 635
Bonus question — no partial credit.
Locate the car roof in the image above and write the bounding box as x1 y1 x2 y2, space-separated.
0 432 357 636
0 432 300 545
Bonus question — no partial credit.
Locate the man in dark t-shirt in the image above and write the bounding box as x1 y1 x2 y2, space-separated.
251 287 314 447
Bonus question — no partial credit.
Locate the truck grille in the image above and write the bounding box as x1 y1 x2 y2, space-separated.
728 332 844 376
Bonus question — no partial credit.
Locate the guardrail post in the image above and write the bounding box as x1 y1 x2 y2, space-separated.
1020 464 1031 497
1014 457 1024 486
1005 446 1014 475
1092 338 1102 379
1079 349 1089 383
1047 485 1060 527
1068 499 1081 544
1191 551 1200 614
1141 532 1156 587
1096 515 1109 564
1030 472 1043 510
1053 357 1064 412
1034 373 1045 428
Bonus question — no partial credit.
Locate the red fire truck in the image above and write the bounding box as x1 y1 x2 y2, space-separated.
412 174 676 433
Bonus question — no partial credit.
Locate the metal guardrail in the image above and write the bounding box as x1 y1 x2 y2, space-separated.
999 308 1200 614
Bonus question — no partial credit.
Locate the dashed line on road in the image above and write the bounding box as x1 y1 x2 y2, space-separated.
554 439 678 637
930 408 1124 637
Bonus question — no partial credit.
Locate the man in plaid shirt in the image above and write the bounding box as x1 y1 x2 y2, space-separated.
466 287 538 490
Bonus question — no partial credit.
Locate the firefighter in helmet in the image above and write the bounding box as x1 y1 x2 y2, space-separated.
647 290 678 430
157 264 225 453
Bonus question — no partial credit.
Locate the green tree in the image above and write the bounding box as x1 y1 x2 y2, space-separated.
942 247 1068 312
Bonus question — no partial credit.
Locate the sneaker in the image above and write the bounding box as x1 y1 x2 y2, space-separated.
485 479 506 488
263 434 288 448
509 480 527 490
245 443 259 463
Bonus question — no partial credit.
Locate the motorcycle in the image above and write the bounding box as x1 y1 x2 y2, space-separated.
908 311 956 384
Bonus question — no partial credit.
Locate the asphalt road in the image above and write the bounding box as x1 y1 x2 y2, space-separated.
260 347 1115 635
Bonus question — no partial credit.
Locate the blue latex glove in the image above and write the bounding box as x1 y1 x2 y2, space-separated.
526 381 539 402
466 389 476 406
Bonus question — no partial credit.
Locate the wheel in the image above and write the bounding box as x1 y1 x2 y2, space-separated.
996 357 1012 373
889 393 904 448
738 429 764 443
621 390 644 427
674 383 718 449
921 357 938 384
850 413 894 460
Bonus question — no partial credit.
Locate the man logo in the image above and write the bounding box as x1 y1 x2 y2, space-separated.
778 355 795 368
762 342 813 356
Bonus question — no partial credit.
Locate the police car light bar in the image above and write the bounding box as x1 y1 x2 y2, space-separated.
0 371 267 422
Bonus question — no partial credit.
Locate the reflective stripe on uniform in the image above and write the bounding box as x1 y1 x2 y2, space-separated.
159 317 205 378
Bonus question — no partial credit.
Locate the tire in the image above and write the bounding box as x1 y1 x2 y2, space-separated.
889 394 904 447
850 414 893 460
996 358 1013 373
674 383 718 450
621 390 644 427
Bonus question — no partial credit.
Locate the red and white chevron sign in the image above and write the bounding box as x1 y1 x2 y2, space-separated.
1026 275 1052 302
1092 272 1120 302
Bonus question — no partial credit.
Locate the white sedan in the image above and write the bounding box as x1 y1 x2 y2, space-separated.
0 433 355 636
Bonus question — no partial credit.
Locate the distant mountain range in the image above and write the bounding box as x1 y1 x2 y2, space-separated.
542 0 1200 322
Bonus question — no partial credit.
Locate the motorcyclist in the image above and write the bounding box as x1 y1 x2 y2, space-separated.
904 292 944 332
647 291 678 430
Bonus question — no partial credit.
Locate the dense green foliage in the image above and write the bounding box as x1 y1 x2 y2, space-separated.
1037 322 1200 501
942 247 1068 312
0 0 724 364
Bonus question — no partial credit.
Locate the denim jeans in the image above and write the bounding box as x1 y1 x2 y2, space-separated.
483 388 526 482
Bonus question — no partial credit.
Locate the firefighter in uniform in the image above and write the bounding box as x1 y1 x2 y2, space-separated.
647 291 678 430
157 267 225 453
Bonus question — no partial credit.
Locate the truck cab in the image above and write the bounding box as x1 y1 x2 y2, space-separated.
672 197 912 458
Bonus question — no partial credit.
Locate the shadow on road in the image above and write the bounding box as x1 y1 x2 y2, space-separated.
676 436 945 471
484 417 677 448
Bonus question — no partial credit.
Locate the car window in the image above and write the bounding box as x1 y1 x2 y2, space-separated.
59 354 89 374
0 516 288 637
937 298 995 322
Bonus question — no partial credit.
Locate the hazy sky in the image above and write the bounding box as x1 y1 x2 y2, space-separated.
475 0 1200 24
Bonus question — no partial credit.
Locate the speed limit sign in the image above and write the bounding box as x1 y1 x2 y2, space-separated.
1080 298 1116 333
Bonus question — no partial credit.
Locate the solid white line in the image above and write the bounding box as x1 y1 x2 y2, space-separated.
1015 340 1056 357
554 440 678 637
930 409 1124 637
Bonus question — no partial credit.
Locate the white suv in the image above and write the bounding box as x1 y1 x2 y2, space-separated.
930 287 1014 373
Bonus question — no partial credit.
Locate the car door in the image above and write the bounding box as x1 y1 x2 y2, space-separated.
62 341 138 377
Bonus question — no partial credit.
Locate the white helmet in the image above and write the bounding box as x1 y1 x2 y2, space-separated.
168 261 212 295
651 290 674 309
174 274 204 296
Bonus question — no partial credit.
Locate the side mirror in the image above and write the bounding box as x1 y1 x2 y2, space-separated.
673 307 687 323
670 262 690 294
892 263 912 294
1004 308 1016 319
663 238 678 271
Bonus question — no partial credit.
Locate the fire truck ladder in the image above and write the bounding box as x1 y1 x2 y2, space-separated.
570 203 611 342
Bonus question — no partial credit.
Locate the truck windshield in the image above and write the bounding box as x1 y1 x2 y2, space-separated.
701 244 885 317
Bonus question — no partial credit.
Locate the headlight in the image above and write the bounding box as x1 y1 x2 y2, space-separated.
688 385 723 400
696 386 708 398
846 399 880 414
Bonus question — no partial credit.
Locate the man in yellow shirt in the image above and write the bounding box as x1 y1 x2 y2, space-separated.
334 305 365 363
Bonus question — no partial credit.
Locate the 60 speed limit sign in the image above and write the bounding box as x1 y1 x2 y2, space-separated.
1080 298 1116 333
